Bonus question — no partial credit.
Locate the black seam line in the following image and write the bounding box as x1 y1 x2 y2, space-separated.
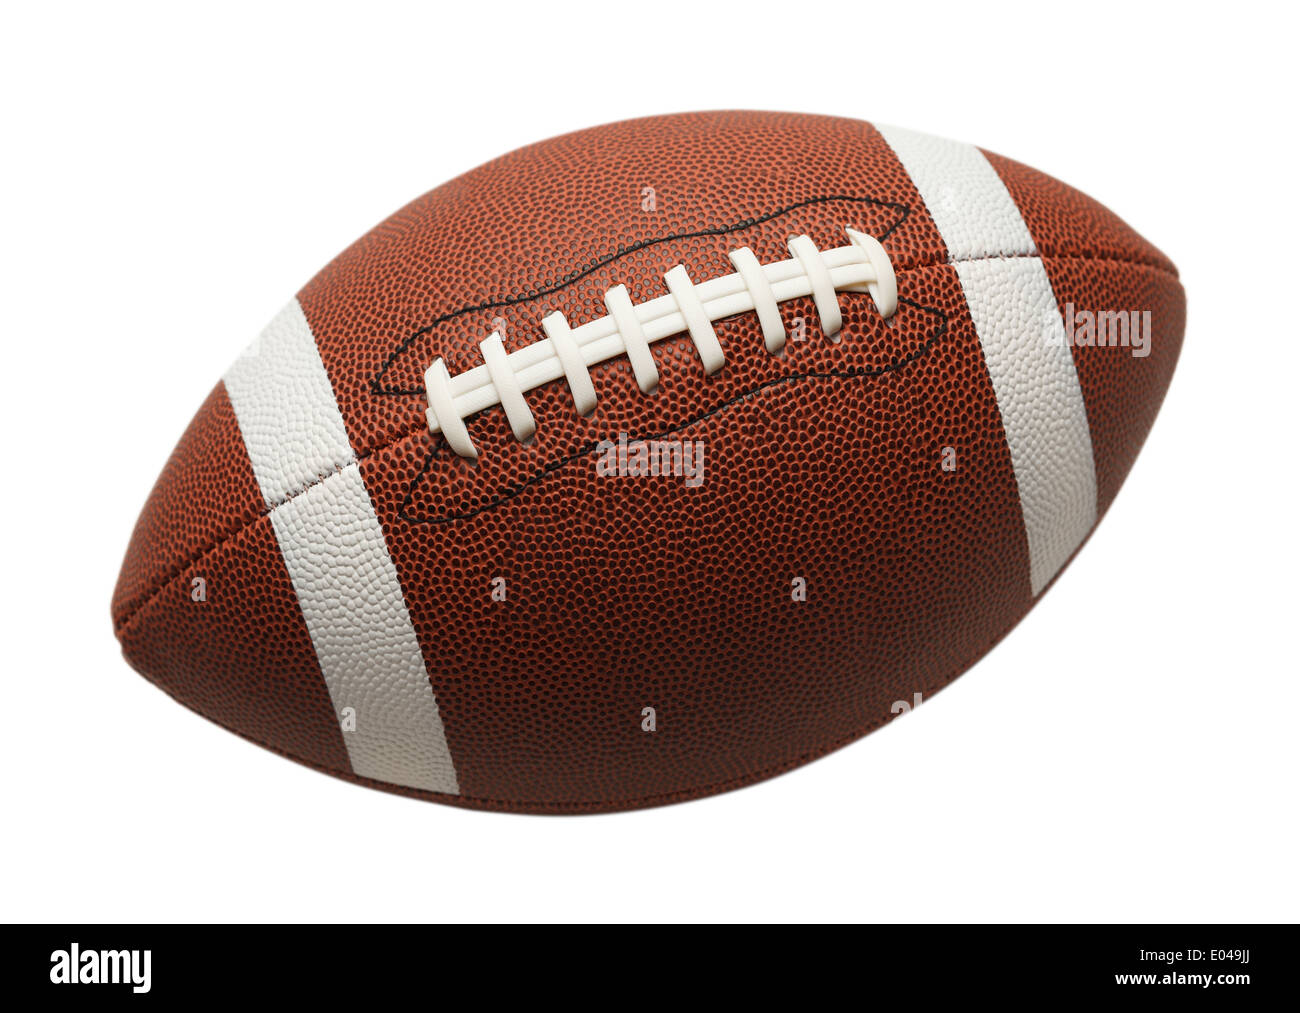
115 252 1174 633
399 296 947 526
369 194 911 397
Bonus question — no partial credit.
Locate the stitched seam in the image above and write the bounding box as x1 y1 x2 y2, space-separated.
115 441 406 636
115 252 1177 633
374 247 1177 396
402 295 946 524
951 250 1178 277
370 194 911 396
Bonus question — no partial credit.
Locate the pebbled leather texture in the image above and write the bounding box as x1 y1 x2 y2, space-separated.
223 300 354 510
954 256 1097 595
113 112 1185 812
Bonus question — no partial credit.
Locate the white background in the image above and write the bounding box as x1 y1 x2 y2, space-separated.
2 1 1296 923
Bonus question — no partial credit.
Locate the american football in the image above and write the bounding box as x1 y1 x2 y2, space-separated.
112 111 1184 813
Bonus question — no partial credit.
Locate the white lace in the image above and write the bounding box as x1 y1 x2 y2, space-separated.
424 228 897 458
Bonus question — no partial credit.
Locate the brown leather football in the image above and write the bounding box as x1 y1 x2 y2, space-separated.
112 111 1184 813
